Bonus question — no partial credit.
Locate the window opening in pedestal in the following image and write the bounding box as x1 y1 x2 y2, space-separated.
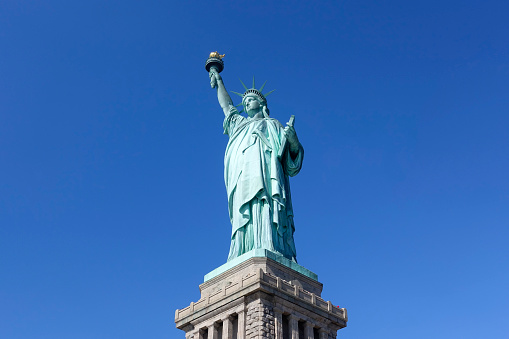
217 322 223 339
232 314 239 339
282 314 290 339
298 320 305 339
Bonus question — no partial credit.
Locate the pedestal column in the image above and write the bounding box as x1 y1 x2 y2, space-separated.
222 317 233 339
208 324 218 339
237 309 245 339
273 308 283 339
304 321 314 339
288 314 299 339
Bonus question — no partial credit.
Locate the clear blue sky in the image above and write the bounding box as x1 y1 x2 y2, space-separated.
1 1 508 338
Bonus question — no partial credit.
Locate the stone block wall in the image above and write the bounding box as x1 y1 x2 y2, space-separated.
245 298 275 339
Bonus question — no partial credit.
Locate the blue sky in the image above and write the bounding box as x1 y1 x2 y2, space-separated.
1 1 508 338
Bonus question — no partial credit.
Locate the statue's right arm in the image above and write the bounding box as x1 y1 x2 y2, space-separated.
210 69 234 116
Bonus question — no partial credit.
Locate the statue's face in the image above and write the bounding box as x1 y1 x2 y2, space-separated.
244 95 261 117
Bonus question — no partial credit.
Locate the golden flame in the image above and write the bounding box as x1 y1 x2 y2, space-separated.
209 51 225 59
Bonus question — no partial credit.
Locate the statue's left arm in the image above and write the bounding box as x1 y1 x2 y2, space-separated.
284 123 302 159
283 124 304 177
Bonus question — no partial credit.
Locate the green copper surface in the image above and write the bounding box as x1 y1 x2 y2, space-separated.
204 249 318 282
207 55 304 265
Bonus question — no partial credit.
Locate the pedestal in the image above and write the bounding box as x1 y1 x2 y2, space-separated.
175 252 347 338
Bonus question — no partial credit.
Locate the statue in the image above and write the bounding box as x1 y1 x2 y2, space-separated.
206 53 304 263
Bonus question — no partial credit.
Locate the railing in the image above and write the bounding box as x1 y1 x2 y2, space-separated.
175 268 347 322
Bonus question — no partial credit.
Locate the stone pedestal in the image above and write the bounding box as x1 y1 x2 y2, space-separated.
175 253 347 338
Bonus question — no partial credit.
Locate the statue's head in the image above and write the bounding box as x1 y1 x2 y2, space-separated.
242 90 267 117
232 78 275 118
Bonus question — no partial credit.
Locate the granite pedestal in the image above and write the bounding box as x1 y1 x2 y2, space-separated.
175 251 347 339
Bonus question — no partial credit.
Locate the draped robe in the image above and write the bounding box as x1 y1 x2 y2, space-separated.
223 107 304 262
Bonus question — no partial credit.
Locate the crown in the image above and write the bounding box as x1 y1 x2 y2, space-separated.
231 77 275 113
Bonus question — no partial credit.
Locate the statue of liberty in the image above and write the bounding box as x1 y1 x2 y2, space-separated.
207 53 304 263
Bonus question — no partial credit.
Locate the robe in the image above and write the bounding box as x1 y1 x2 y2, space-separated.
223 107 304 262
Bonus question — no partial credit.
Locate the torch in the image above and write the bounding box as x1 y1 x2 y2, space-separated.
205 51 225 88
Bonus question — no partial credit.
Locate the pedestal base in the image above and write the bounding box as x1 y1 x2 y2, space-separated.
204 249 318 282
175 256 347 339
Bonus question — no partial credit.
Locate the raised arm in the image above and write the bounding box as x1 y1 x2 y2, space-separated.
209 68 234 116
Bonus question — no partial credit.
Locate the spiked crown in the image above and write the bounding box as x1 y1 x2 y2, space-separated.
231 77 275 113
